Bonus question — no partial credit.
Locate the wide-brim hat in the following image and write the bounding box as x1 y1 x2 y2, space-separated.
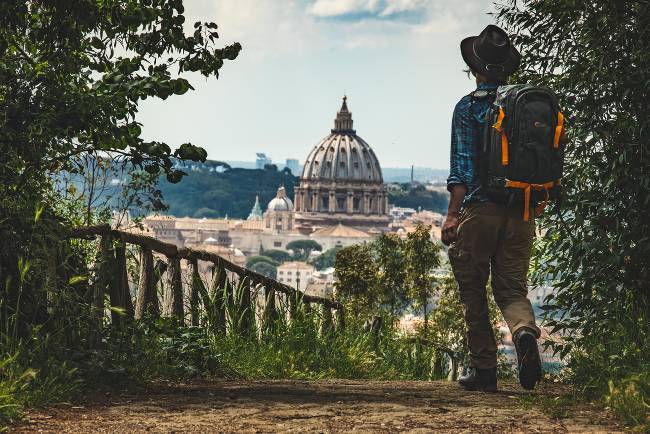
461 24 520 81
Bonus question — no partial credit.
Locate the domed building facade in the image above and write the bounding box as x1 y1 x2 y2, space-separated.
294 97 389 230
264 186 295 232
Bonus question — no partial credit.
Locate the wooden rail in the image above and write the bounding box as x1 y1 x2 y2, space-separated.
67 224 344 334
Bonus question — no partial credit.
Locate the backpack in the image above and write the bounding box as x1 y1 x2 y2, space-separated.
477 85 565 221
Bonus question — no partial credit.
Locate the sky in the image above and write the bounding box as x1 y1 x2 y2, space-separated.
137 0 498 170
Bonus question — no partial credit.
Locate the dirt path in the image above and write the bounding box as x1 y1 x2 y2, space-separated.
13 379 624 433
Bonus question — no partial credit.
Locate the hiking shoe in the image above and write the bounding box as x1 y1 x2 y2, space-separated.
514 327 542 390
458 367 497 392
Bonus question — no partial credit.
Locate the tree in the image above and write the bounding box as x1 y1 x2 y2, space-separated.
261 249 292 264
249 262 277 279
334 243 379 318
373 234 408 324
497 0 649 396
159 165 299 218
193 207 220 219
404 224 442 335
387 184 449 213
246 256 279 269
309 246 341 270
286 240 322 261
0 0 240 334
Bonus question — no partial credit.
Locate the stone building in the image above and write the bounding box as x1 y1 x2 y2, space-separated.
277 261 315 288
294 97 390 230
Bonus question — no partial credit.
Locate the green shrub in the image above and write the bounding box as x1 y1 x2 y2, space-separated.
606 371 650 432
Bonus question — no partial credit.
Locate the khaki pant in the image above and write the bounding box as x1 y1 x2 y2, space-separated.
448 202 540 369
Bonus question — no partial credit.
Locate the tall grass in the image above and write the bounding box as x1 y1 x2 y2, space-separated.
208 283 445 381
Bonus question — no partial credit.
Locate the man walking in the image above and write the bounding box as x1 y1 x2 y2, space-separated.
441 25 542 391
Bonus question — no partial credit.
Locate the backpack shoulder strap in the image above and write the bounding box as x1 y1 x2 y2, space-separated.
468 89 497 100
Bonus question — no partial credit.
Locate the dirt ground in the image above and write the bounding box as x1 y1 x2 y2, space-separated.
12 379 625 433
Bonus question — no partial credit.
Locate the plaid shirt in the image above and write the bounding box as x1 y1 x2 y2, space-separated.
446 81 500 204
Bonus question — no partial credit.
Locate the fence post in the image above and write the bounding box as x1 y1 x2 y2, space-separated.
164 255 184 322
319 303 333 336
262 286 278 333
335 305 346 333
207 260 227 334
239 273 253 334
135 247 154 320
369 315 383 350
91 233 113 346
111 239 134 325
45 243 59 315
149 258 166 319
188 258 203 327
288 288 300 322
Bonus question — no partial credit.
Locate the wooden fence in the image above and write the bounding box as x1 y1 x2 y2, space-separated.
67 224 345 337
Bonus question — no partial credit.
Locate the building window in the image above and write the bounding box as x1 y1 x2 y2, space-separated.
337 197 346 211
288 271 292 275
279 271 284 275
274 241 281 247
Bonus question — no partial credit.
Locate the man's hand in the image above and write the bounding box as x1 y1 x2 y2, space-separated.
441 214 460 246
442 184 467 246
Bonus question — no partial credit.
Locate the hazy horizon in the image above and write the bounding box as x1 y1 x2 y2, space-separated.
137 0 497 170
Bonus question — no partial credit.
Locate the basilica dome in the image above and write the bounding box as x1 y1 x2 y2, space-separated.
294 97 389 230
301 97 383 183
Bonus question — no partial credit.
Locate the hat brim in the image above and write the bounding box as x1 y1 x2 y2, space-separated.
461 36 521 81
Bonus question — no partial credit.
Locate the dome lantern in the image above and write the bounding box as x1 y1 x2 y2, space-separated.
332 96 355 134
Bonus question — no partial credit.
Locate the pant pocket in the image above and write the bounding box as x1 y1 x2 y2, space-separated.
448 244 471 267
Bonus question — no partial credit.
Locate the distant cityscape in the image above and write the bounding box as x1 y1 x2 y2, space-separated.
228 155 449 185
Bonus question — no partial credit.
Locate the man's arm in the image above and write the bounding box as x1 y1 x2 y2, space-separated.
442 98 473 246
441 184 466 246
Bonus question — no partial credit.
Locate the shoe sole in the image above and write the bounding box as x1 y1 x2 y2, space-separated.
458 381 498 393
517 333 542 390
460 385 498 392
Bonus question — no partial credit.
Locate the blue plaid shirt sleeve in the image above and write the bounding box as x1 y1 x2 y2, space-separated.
447 96 476 192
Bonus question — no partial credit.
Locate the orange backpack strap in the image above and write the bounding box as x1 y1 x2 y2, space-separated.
505 180 557 221
492 107 509 166
553 111 564 149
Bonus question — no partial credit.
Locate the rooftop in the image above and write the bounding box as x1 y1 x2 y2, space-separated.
311 223 371 238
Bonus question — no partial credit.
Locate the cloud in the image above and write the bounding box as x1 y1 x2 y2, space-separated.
183 0 320 58
308 0 430 21
181 0 493 57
